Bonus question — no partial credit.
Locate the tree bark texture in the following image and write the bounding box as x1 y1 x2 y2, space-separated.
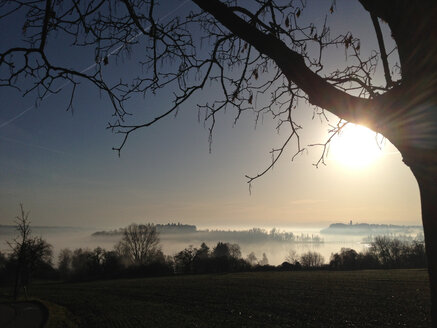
409 155 437 327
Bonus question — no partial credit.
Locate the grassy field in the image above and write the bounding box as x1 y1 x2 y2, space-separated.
1 269 432 327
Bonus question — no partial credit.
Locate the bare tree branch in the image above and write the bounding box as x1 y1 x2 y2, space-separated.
192 0 382 130
370 12 393 88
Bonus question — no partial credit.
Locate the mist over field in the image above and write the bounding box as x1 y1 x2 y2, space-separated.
1 223 422 265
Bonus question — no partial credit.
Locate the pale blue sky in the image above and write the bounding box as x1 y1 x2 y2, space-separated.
0 0 421 229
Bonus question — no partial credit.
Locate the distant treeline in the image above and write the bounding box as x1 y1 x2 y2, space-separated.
194 228 322 243
321 222 423 235
92 223 197 236
328 236 427 270
1 218 427 301
92 224 323 244
0 235 426 286
362 233 424 244
92 222 197 237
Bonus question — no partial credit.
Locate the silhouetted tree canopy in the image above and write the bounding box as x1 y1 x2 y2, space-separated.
7 204 53 298
299 251 324 268
116 223 161 265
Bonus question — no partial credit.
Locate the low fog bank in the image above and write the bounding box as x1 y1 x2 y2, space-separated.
0 224 362 265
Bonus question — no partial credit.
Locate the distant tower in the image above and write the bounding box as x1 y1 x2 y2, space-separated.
350 220 353 226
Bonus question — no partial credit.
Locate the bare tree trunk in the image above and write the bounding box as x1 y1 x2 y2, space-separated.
13 264 20 300
409 158 437 327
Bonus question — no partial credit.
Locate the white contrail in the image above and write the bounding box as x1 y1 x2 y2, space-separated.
0 0 190 130
0 106 34 129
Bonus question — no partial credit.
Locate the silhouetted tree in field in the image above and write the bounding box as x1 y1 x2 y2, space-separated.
285 250 299 266
58 248 73 280
259 253 269 266
195 242 210 259
330 248 359 270
246 252 258 266
228 243 242 259
370 236 403 268
329 237 427 270
58 224 165 280
7 204 53 299
0 252 7 273
280 260 302 271
329 247 378 270
3 0 437 322
300 251 325 269
102 250 125 277
212 242 251 273
57 245 170 281
174 242 250 274
193 242 211 273
174 245 197 274
369 236 427 269
404 241 428 268
116 223 161 266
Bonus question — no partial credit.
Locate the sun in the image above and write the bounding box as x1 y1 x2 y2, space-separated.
329 124 384 169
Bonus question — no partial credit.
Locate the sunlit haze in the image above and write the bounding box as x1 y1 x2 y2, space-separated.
0 0 421 232
330 124 384 169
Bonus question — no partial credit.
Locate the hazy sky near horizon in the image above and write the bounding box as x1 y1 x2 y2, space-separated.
0 0 421 229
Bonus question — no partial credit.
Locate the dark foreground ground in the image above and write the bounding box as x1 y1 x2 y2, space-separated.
0 269 432 327
0 301 47 328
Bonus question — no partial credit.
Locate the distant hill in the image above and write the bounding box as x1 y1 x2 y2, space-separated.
92 223 197 236
92 224 323 244
320 222 423 236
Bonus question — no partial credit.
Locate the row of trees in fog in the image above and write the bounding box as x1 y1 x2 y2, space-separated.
93 225 323 243
282 236 427 271
0 217 428 299
329 236 427 270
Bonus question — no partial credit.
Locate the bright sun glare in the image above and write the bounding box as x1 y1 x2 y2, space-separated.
329 124 384 169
